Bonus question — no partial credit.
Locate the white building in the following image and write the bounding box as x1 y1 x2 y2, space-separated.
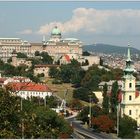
0 38 31 62
121 48 140 126
9 82 52 99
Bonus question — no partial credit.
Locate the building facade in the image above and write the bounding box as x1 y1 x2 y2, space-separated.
11 50 32 67
0 38 31 62
34 64 59 77
121 48 140 126
10 82 52 99
43 26 83 62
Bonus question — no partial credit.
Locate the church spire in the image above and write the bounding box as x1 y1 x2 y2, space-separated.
124 44 135 76
127 44 131 62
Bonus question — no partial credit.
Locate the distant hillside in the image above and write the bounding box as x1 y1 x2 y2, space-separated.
83 43 140 55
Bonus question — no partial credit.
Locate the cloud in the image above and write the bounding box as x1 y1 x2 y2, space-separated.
37 8 140 36
18 29 33 34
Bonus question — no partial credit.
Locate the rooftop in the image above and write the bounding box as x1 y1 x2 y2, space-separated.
9 82 51 92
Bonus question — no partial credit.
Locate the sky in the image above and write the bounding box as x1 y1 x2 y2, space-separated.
0 1 140 49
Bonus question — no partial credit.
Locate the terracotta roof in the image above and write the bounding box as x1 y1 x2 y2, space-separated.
9 82 51 92
0 78 6 84
135 90 139 98
64 55 71 62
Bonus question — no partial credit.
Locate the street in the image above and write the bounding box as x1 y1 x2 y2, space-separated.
66 114 115 139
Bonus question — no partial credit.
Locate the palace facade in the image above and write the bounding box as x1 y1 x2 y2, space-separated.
0 38 31 62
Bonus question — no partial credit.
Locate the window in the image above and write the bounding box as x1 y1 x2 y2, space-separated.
129 83 132 88
129 95 132 101
136 109 138 116
129 110 132 115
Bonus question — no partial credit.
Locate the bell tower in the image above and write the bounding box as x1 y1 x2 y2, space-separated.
121 46 136 117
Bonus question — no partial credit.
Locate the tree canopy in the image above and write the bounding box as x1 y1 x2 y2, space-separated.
0 87 73 138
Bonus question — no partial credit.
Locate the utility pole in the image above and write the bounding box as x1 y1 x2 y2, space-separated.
88 95 92 128
117 103 120 137
44 96 46 107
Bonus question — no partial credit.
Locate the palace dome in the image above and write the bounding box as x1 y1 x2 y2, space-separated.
51 26 61 35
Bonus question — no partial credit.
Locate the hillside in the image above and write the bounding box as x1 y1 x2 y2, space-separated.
83 43 140 55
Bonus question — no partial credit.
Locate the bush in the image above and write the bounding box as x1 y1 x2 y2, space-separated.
91 115 114 133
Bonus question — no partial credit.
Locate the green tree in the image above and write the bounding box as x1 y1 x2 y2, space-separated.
3 63 16 76
0 87 73 139
102 83 109 114
45 96 58 108
110 81 119 114
119 115 137 138
0 88 21 138
49 67 60 78
60 64 73 83
35 51 40 56
73 87 98 103
17 52 27 58
7 57 12 63
77 105 103 124
15 65 28 76
40 52 53 64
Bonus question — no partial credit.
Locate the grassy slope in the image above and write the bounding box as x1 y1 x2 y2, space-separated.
45 78 74 103
45 78 90 106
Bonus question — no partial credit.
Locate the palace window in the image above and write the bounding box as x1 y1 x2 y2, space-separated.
136 109 138 116
129 83 132 88
129 110 132 115
129 95 132 101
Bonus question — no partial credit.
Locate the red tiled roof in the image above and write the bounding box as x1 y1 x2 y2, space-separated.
0 78 6 83
9 82 51 92
64 55 70 62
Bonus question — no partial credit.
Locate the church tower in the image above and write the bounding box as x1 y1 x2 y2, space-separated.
121 46 140 125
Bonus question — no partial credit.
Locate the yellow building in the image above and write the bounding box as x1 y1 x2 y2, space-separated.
121 48 140 126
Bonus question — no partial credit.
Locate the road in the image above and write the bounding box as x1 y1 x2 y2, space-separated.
66 115 115 139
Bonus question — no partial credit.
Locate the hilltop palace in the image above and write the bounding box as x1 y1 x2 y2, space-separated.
0 26 100 65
